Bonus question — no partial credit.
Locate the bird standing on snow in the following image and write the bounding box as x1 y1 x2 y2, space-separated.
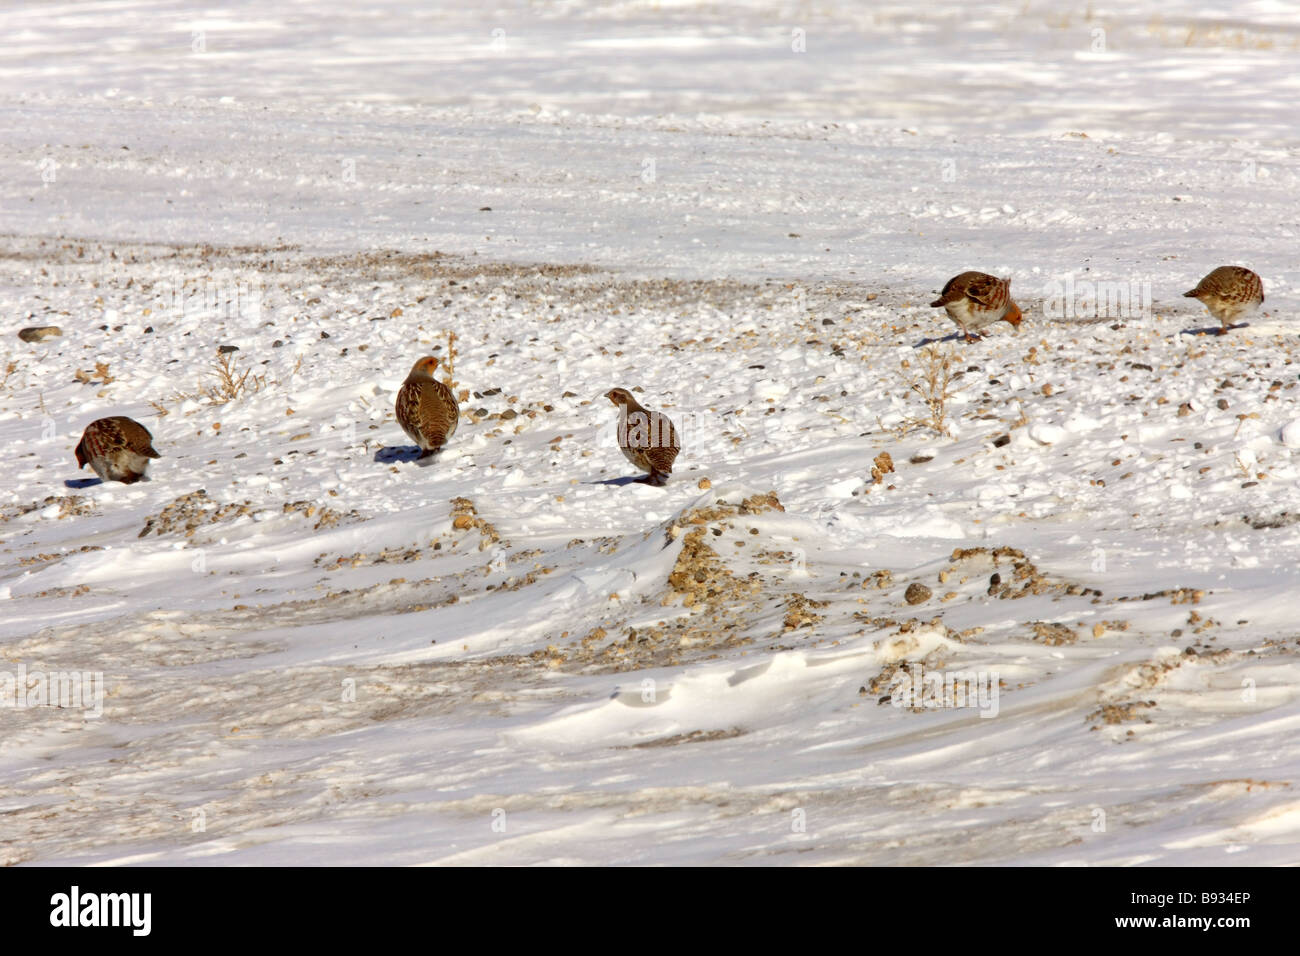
75 416 161 484
930 271 1023 342
604 388 680 486
1184 266 1263 335
395 356 459 458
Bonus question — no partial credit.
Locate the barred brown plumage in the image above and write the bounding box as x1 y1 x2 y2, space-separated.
1184 266 1264 335
75 416 161 484
395 356 459 458
930 271 1022 342
605 387 680 486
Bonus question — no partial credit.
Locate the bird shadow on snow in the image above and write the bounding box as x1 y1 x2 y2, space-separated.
64 477 102 489
914 331 981 347
374 445 432 465
1179 322 1247 337
587 475 661 488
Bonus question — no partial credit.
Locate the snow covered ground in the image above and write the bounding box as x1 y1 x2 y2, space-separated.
2 0 1300 865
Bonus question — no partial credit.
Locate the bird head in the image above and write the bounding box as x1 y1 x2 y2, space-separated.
605 388 635 407
1003 302 1023 328
408 356 440 380
74 442 88 469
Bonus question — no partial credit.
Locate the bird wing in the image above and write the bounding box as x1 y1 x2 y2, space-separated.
644 444 679 474
643 414 680 473
408 379 459 443
116 417 161 458
963 274 1001 307
930 274 966 308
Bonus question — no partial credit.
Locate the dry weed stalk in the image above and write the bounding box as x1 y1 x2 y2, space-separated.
444 329 469 403
444 330 457 391
1233 412 1260 439
74 362 115 385
898 346 959 436
1233 452 1266 481
205 352 266 404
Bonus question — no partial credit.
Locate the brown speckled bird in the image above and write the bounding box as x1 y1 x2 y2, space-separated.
930 271 1023 342
605 388 680 486
75 416 160 484
395 356 459 458
1184 266 1264 335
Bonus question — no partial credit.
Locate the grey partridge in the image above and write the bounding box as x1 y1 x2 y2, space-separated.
395 356 459 458
75 416 160 484
1184 266 1263 335
605 388 680 486
930 272 1023 342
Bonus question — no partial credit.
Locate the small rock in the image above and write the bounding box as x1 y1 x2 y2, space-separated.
992 434 1011 448
18 326 61 343
904 583 932 606
1177 402 1192 417
272 340 284 348
698 478 712 490
217 345 240 354
1216 398 1229 410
